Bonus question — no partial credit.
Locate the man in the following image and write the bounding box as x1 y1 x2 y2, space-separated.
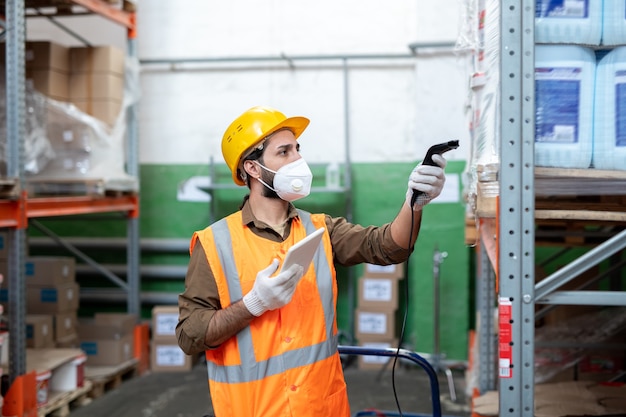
176 105 447 417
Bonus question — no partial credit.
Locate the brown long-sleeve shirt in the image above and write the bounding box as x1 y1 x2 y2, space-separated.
176 199 411 355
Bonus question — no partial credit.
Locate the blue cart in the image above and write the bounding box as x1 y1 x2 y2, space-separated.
338 345 451 417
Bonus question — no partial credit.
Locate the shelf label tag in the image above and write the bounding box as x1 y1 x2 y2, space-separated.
498 297 513 378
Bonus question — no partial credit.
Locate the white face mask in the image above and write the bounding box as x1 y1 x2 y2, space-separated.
256 158 313 202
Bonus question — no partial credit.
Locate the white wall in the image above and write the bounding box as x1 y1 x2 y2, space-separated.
27 0 471 165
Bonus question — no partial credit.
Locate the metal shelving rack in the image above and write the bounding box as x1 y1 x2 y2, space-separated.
497 1 536 413
474 0 626 413
2 0 139 399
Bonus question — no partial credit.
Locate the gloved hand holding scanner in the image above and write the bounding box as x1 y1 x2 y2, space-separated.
406 140 459 210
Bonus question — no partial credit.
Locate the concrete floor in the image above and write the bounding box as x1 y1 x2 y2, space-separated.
68 357 472 417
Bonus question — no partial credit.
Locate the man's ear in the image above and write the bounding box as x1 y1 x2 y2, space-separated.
243 159 260 180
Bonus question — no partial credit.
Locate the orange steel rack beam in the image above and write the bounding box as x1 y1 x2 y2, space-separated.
0 194 139 229
70 0 134 29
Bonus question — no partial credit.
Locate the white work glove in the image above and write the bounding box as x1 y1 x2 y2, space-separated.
405 154 447 211
242 259 305 317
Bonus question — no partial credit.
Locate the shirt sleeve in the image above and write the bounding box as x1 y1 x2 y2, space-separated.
176 239 221 355
325 215 412 267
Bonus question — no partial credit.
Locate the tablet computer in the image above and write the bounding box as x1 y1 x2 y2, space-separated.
279 227 325 275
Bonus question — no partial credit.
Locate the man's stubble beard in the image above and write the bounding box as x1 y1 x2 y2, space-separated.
261 168 280 200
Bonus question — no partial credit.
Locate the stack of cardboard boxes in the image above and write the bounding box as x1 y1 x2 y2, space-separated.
25 256 79 349
2 41 125 126
68 45 125 126
0 242 79 350
354 263 405 370
151 305 199 372
24 41 70 102
77 313 136 367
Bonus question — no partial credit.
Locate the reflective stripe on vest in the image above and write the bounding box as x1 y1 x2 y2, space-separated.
208 210 337 384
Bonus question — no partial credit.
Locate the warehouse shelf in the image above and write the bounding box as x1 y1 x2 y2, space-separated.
1 1 139 410
468 1 626 415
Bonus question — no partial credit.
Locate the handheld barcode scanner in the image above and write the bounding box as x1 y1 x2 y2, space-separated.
410 140 460 208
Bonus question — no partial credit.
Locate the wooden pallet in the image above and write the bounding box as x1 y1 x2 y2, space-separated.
38 380 93 417
85 358 139 399
0 177 20 199
473 166 626 220
25 178 106 197
466 214 626 247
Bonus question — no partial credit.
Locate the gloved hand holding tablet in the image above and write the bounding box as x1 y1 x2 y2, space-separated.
242 228 325 316
279 227 325 275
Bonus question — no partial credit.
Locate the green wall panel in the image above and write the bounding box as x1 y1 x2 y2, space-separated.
349 160 468 360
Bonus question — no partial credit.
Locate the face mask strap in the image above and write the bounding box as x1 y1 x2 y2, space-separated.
254 161 278 175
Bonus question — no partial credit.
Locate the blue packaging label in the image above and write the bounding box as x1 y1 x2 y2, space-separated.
536 0 588 18
535 67 582 144
615 70 626 147
25 262 34 276
40 288 58 303
80 341 98 355
26 324 34 339
0 289 7 302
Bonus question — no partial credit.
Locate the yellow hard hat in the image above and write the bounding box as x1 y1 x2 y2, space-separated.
221 106 310 185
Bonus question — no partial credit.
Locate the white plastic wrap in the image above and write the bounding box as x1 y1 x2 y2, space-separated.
0 56 141 193
458 0 500 217
0 69 55 176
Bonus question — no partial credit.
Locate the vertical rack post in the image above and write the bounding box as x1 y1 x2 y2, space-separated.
476 242 497 393
126 20 140 316
5 0 28 383
498 0 535 414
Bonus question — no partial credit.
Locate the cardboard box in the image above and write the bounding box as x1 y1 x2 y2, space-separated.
25 41 70 72
357 339 399 370
355 308 397 340
69 73 124 101
358 277 399 309
72 99 123 126
0 260 7 285
78 320 135 366
0 231 8 259
69 46 125 76
26 314 55 349
25 69 69 101
363 263 405 279
0 288 8 314
54 311 78 341
151 341 199 372
95 312 136 330
26 282 79 314
77 313 136 366
151 305 179 341
55 333 79 348
25 257 76 287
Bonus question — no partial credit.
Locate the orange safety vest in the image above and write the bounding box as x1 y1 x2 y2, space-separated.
191 209 350 417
